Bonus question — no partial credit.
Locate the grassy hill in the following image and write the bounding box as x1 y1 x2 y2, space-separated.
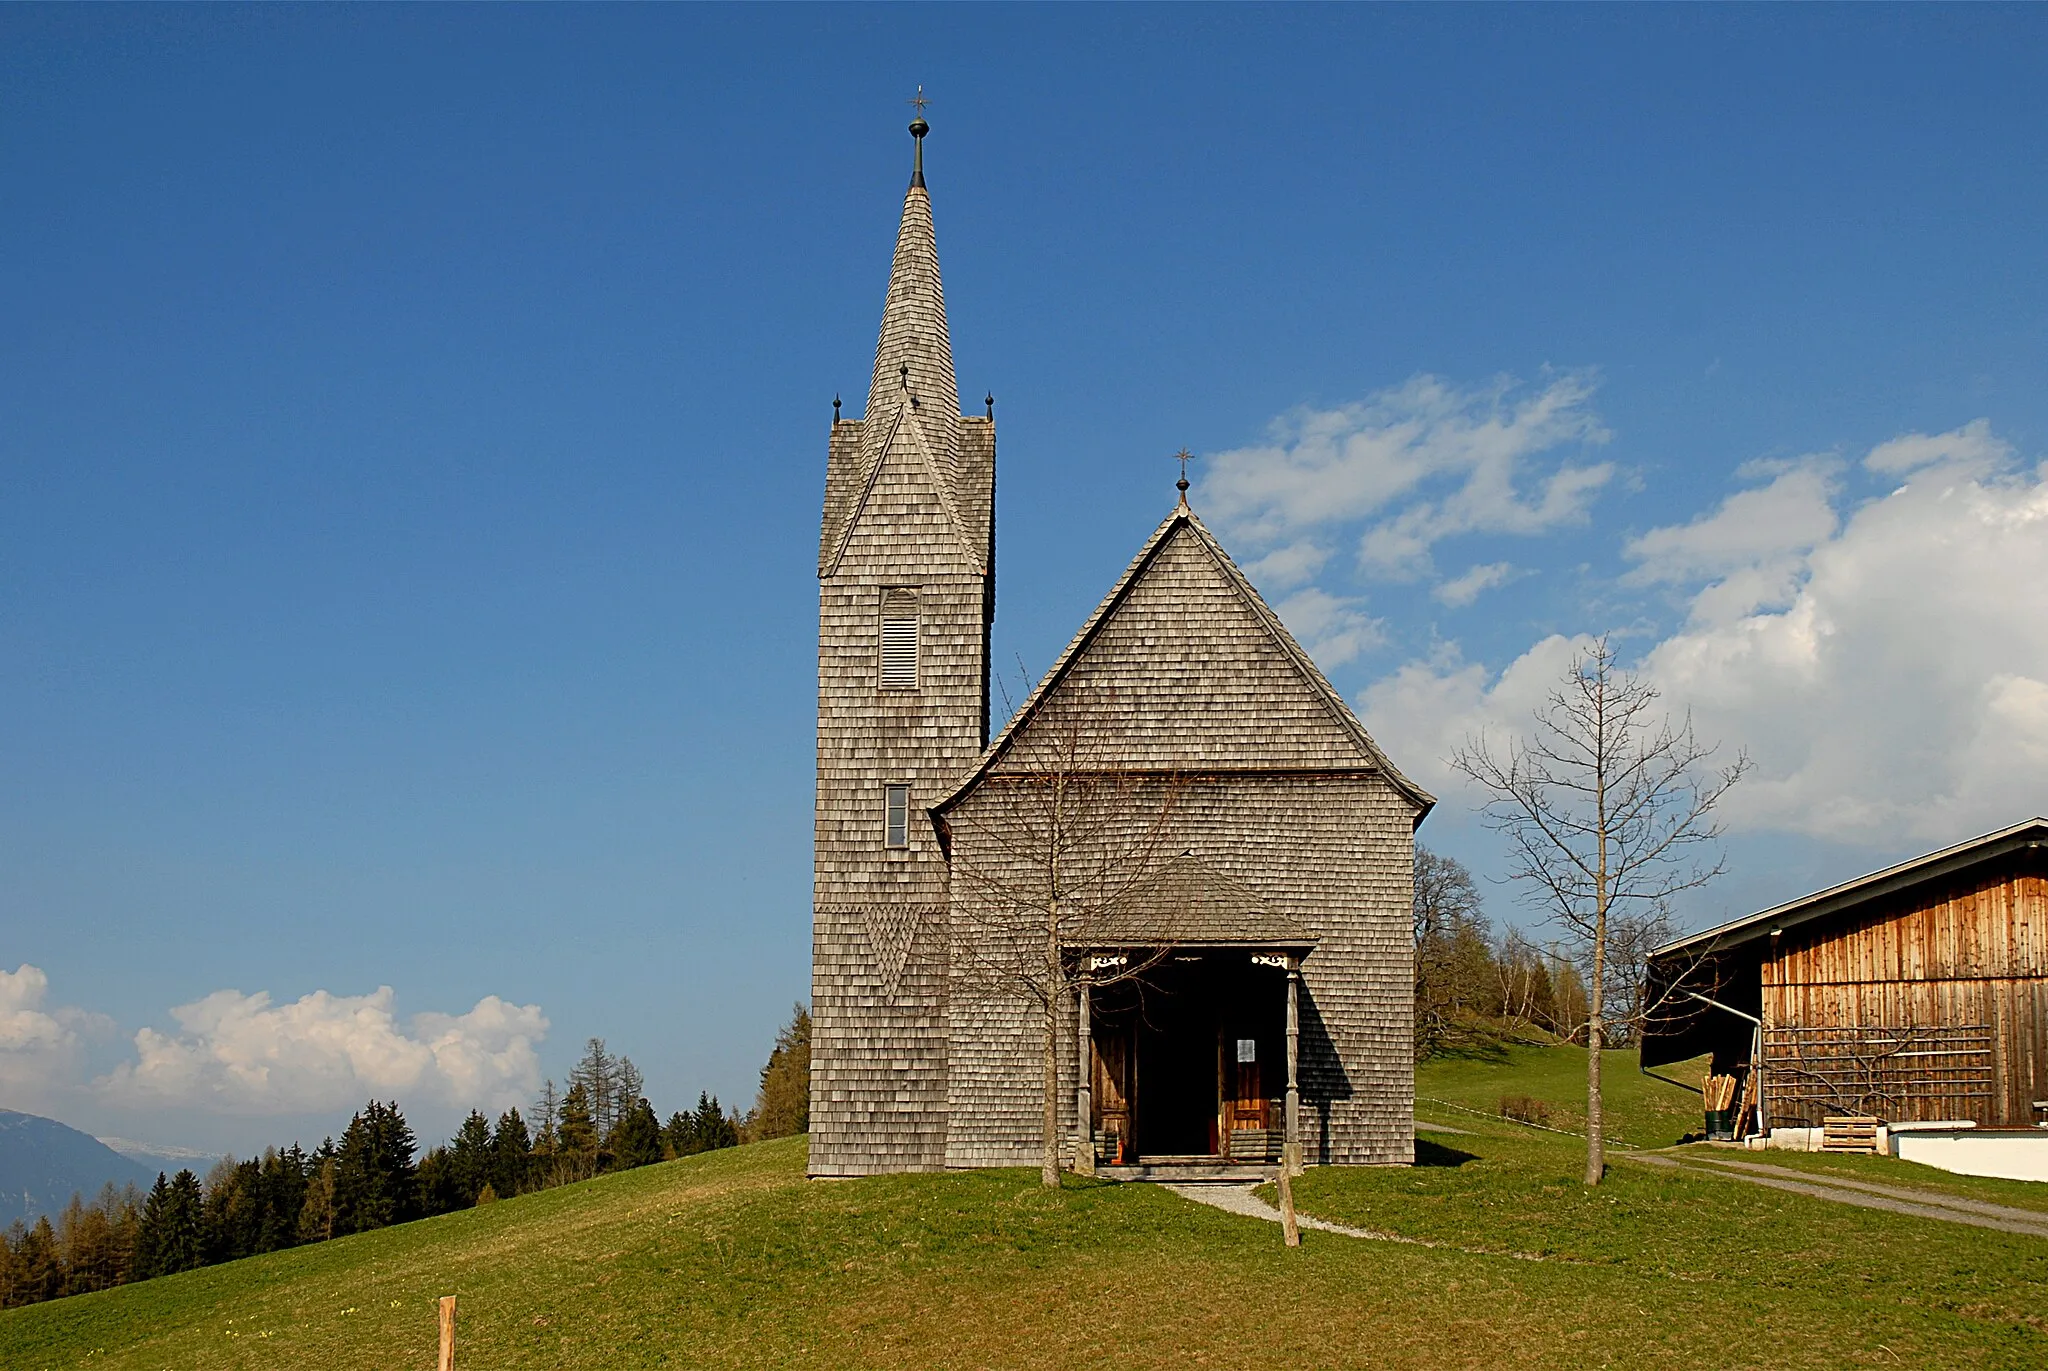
4 1046 2044 1369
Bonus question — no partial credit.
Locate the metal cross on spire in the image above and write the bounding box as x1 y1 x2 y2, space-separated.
1174 448 1195 502
906 86 930 187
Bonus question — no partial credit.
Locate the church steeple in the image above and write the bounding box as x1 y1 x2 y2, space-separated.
863 108 959 460
821 104 989 580
809 103 997 1178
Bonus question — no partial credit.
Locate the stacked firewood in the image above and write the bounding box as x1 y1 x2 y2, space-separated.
1703 1073 1740 1112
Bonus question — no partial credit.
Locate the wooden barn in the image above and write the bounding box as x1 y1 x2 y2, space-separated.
1642 818 2048 1150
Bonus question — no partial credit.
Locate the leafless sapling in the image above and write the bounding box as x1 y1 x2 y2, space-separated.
1454 637 1747 1184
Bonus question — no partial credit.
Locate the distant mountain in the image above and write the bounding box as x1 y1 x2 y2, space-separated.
97 1135 223 1172
0 1110 161 1227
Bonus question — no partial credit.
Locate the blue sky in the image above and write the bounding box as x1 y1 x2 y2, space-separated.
4 6 2046 1153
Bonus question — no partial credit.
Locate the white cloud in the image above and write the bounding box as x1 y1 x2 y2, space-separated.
99 985 548 1116
1625 459 1839 588
1203 372 1613 576
1434 562 1517 607
1360 421 2048 846
1358 636 1597 794
1244 541 1330 592
1864 417 2008 475
1272 587 1384 668
0 964 110 1100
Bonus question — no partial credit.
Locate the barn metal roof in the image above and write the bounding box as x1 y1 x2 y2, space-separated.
1650 816 2048 962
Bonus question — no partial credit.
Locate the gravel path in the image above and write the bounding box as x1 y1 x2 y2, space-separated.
1630 1154 2048 1238
1164 1183 1555 1260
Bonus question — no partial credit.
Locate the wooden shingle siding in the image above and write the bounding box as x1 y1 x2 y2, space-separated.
939 512 1425 1168
811 173 994 1177
946 774 1416 1166
814 153 1421 1175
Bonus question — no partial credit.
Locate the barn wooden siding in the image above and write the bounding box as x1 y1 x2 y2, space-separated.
1762 868 2048 1127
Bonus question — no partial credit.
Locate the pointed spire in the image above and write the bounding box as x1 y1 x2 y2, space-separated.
863 101 959 453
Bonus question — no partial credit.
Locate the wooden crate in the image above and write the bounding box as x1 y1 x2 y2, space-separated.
1822 1115 1883 1153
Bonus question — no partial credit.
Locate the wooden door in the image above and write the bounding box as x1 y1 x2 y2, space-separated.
1092 1026 1134 1163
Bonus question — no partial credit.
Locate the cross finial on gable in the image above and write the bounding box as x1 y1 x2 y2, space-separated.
1174 448 1195 504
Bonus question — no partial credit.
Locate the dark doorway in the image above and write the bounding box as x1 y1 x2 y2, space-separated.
1089 953 1287 1160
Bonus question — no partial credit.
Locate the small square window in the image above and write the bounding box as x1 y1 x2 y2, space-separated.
885 785 910 849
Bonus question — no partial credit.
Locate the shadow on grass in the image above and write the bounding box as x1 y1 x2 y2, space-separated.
1414 1139 1479 1168
1421 1041 1515 1065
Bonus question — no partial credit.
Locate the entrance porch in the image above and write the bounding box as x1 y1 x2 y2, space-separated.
1072 945 1309 1180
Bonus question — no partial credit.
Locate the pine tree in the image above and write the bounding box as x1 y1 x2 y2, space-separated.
616 1056 645 1117
698 1092 740 1151
16 1217 63 1304
532 1079 561 1158
749 1004 811 1141
571 1038 620 1138
608 1097 663 1171
416 1147 459 1217
138 1170 204 1276
555 1080 599 1181
332 1101 419 1235
202 1157 263 1264
0 1220 26 1307
662 1109 693 1159
257 1146 309 1253
489 1108 532 1197
135 1173 171 1278
449 1109 493 1205
297 1154 337 1244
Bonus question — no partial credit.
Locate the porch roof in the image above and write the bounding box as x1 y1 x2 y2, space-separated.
1061 853 1315 950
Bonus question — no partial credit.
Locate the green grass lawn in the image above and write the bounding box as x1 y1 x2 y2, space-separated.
5 1048 2044 1370
1414 1040 1710 1148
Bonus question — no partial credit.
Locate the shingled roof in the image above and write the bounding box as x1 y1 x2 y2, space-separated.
1066 852 1315 949
934 502 1435 816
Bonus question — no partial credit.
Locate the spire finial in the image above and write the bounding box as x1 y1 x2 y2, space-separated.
985 392 994 419
907 86 929 188
1174 448 1195 504
833 393 841 425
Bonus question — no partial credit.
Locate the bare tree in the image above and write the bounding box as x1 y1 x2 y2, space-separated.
1412 847 1493 1057
944 681 1190 1187
1454 637 1747 1184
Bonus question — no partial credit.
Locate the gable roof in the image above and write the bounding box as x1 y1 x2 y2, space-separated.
822 398 986 578
1650 816 2048 962
934 503 1434 817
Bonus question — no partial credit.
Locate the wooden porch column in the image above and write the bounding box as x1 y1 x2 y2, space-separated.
1075 972 1095 1176
1285 956 1302 1176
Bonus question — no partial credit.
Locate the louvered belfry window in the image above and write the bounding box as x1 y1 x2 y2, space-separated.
880 588 920 691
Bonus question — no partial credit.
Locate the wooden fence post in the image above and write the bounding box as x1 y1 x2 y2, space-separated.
438 1294 456 1371
1277 1167 1300 1248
